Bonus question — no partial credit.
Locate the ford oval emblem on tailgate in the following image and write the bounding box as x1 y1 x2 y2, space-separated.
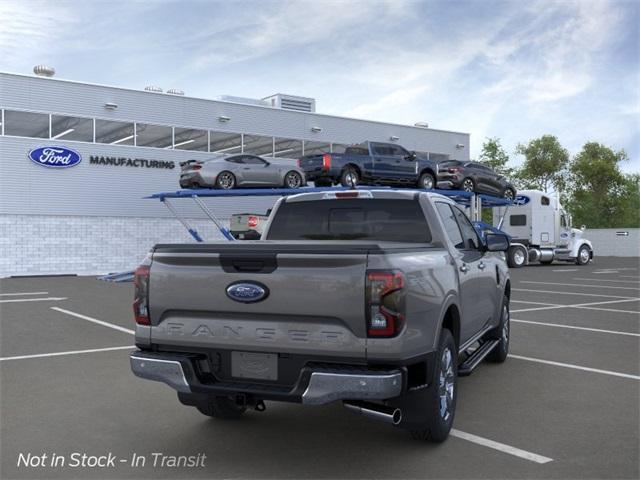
226 281 269 303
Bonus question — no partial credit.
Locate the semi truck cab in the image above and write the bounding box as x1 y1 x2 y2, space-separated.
493 190 593 267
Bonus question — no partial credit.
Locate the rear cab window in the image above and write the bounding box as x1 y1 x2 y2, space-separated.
266 199 431 242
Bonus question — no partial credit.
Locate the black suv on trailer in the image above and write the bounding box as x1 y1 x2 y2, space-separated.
437 160 516 200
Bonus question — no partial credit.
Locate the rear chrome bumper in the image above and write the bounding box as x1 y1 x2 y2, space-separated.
130 351 403 404
301 371 402 405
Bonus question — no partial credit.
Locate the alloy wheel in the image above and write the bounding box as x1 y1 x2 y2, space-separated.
462 179 474 192
438 347 455 421
218 173 235 189
286 172 302 188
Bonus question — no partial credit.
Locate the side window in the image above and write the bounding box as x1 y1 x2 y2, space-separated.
226 156 243 164
435 203 464 249
561 215 567 228
451 206 480 250
390 145 410 157
541 196 550 206
510 215 527 226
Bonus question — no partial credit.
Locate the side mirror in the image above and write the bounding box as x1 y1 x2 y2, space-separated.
484 233 510 252
405 151 417 161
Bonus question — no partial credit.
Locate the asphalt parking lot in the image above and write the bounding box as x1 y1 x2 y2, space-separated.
1 257 638 479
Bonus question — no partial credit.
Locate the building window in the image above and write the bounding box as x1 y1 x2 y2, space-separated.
243 134 274 156
303 141 330 156
135 123 173 148
95 119 135 145
51 114 93 142
173 127 208 151
209 131 242 154
274 138 303 159
4 110 49 138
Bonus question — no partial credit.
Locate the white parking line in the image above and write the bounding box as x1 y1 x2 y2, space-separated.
0 346 133 362
0 292 49 296
520 281 640 291
511 300 562 306
511 319 640 337
51 307 135 335
552 269 578 272
621 275 640 279
509 355 640 380
512 288 636 299
450 429 553 464
573 278 640 284
574 305 640 315
0 297 67 303
511 298 640 313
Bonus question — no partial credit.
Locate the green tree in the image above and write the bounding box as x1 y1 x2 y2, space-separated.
479 137 513 176
515 135 569 192
566 143 638 228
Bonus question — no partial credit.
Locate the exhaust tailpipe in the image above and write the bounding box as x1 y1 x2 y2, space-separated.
343 401 402 425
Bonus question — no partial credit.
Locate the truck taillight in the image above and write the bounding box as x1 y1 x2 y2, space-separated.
133 265 150 325
191 164 202 170
366 270 405 337
322 154 332 170
248 215 259 228
297 159 301 167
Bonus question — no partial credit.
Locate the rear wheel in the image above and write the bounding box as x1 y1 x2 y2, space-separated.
410 329 457 442
576 245 591 265
503 187 515 201
340 168 359 187
284 171 303 189
461 177 475 192
418 172 435 190
196 396 247 419
216 171 236 189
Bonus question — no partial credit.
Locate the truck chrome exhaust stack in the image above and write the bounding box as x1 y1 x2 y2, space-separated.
343 401 402 425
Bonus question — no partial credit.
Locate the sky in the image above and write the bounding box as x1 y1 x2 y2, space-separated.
1 0 638 172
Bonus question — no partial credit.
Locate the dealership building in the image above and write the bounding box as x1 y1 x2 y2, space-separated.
0 69 470 277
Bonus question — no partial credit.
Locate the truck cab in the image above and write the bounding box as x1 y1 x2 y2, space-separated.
493 190 593 267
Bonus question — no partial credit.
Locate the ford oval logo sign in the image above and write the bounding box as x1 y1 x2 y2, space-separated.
28 146 82 168
513 195 530 206
226 281 269 303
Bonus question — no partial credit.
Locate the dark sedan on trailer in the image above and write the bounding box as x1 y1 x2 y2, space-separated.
437 160 516 199
179 155 306 189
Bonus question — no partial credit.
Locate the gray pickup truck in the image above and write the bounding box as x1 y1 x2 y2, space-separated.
130 189 511 442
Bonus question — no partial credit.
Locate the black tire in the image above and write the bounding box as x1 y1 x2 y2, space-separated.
410 329 457 442
284 171 303 189
576 245 591 265
486 296 510 363
418 172 435 190
215 171 236 189
503 187 515 201
461 177 475 192
340 167 359 187
507 245 527 268
196 396 247 420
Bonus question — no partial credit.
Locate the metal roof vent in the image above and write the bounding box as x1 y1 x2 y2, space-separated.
414 122 429 128
144 85 163 93
262 94 316 113
33 65 55 77
167 89 185 96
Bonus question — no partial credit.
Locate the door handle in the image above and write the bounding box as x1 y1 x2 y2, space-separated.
478 262 486 270
459 264 469 273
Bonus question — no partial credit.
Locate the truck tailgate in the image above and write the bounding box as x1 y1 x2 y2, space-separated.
148 243 371 359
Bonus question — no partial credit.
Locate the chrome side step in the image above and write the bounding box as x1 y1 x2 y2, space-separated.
458 340 500 377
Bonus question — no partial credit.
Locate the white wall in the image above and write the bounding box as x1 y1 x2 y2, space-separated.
0 214 227 277
586 228 640 257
